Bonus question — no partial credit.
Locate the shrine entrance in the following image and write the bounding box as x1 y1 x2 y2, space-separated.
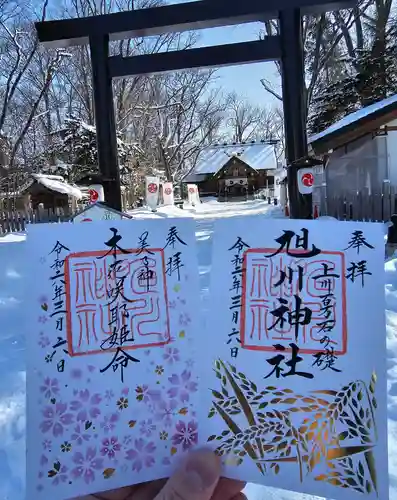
35 0 355 218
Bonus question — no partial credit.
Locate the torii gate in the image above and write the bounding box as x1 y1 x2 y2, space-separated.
35 0 354 218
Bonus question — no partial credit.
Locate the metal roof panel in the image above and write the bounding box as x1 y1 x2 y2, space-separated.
308 93 397 145
191 142 278 176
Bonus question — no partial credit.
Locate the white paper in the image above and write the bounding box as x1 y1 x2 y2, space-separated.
26 218 200 499
73 205 124 223
187 184 199 206
297 168 314 195
200 216 388 500
145 177 160 210
163 183 174 206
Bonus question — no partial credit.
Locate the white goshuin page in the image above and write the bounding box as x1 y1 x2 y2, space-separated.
200 216 388 500
26 218 200 499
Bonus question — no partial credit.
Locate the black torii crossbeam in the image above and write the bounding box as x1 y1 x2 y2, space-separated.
36 0 355 217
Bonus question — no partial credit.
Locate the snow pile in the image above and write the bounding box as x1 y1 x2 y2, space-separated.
129 199 283 221
32 174 82 199
129 205 194 219
185 198 284 220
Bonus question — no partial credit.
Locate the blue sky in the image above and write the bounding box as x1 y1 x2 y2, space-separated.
169 0 281 108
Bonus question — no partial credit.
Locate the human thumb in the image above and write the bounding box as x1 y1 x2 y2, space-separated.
154 449 221 500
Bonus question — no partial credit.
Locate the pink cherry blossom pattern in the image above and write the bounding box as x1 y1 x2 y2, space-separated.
40 402 74 437
126 439 156 471
172 420 198 451
71 447 104 484
123 435 133 447
70 389 102 421
70 368 83 380
140 419 156 437
42 439 52 450
100 436 121 459
135 385 161 404
167 370 198 403
71 424 91 445
38 334 50 348
154 399 178 427
179 313 191 327
186 359 195 368
163 347 180 365
104 390 114 402
100 413 119 434
40 377 60 399
52 464 68 485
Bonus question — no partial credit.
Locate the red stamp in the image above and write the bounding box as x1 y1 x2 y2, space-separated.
64 249 170 356
240 249 347 355
164 187 172 195
148 183 158 194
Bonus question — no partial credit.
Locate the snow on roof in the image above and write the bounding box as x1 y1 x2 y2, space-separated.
308 93 397 145
32 174 83 199
184 142 278 180
183 173 208 183
73 201 132 219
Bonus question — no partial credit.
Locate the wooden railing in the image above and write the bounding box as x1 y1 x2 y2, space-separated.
0 207 74 235
317 187 397 222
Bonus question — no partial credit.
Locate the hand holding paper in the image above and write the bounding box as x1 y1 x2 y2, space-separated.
199 217 388 500
76 450 246 500
26 218 201 499
25 215 389 500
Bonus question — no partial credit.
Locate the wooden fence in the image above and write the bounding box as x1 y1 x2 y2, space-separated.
317 187 397 222
2 189 397 235
0 206 75 235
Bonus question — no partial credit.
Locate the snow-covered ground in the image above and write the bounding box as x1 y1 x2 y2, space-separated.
0 198 395 500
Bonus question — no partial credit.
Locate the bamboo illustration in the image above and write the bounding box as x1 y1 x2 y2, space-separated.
208 360 378 496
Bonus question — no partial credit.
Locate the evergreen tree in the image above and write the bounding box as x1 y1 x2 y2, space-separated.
308 2 396 134
35 116 138 184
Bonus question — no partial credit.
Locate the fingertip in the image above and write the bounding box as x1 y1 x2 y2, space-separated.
184 448 221 488
211 477 246 500
230 493 248 500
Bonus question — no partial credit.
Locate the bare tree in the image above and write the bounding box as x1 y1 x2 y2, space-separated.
225 91 280 143
0 0 73 200
127 70 226 182
259 5 374 116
